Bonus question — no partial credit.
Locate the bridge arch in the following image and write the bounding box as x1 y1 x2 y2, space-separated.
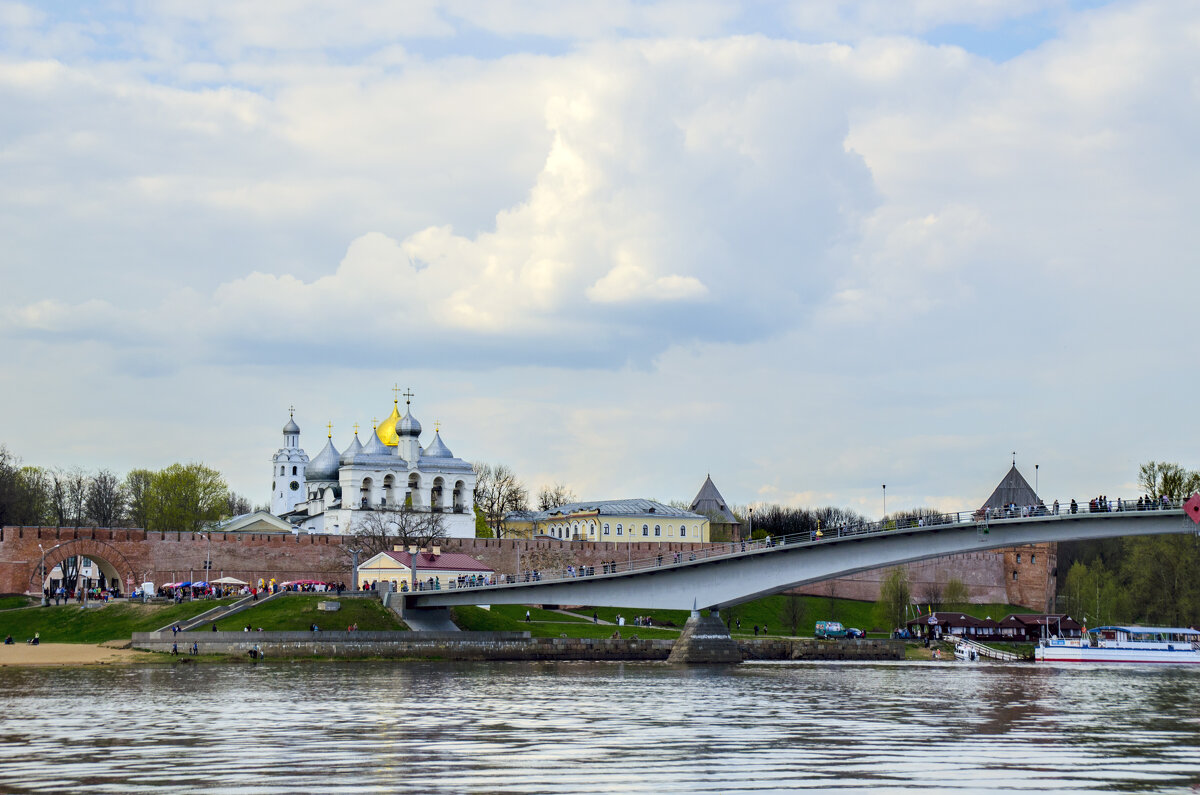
27 538 138 595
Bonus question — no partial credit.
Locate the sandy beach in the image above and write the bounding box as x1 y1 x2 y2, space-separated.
0 643 159 667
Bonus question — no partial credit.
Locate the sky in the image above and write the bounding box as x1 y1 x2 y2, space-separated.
2 0 1198 518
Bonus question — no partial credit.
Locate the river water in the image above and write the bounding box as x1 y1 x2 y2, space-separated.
1 660 1198 794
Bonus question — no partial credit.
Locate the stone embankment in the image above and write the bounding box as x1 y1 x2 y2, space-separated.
132 630 675 660
132 631 903 662
740 638 904 661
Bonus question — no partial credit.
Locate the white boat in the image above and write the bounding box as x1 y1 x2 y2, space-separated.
954 642 979 662
1035 625 1200 664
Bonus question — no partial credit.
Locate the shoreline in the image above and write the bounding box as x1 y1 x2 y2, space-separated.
0 642 161 667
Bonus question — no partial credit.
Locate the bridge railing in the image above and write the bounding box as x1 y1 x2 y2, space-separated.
406 496 1185 594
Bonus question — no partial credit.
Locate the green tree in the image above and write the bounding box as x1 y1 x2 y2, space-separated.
1122 535 1200 626
876 567 911 632
149 463 227 531
1138 460 1200 500
943 577 969 609
1062 560 1130 626
124 469 155 529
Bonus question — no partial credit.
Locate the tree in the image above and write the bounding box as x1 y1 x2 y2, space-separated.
876 567 911 632
225 492 252 518
124 469 155 529
346 505 448 561
87 469 125 527
0 447 49 526
537 483 577 511
943 577 970 609
917 578 944 612
1138 460 1200 500
149 463 227 531
48 467 89 527
472 462 528 539
1122 535 1200 626
779 593 808 636
1062 560 1130 626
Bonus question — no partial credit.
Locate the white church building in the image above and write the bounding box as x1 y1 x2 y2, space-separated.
271 392 477 538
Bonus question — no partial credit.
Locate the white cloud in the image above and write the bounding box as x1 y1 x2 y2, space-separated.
2 1 1200 515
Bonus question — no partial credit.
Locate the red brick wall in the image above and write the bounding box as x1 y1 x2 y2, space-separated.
1 527 1054 609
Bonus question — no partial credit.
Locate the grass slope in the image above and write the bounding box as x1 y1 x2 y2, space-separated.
223 594 405 632
0 596 35 611
0 598 238 644
452 606 678 640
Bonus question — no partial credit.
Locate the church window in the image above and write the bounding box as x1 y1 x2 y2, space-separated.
1012 570 1018 581
1031 553 1036 564
616 524 623 535
280 465 285 475
642 524 649 536
1016 553 1021 563
292 466 297 476
603 523 610 535
272 481 276 491
680 526 686 538
654 525 661 536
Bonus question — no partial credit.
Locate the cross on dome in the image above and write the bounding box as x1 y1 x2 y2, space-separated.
326 421 333 438
403 388 414 406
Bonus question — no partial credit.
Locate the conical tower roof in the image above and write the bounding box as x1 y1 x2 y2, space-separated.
339 432 364 465
980 465 1040 510
690 475 738 523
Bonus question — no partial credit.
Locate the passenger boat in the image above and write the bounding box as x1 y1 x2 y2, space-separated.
1035 625 1200 664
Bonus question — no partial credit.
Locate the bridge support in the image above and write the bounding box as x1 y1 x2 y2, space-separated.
666 610 742 664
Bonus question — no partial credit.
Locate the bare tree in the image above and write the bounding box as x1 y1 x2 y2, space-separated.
472 462 528 538
779 592 808 636
918 577 945 612
345 505 448 561
49 467 89 527
225 491 252 517
87 469 125 527
536 482 577 511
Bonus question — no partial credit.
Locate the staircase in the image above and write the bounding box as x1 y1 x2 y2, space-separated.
954 636 1022 662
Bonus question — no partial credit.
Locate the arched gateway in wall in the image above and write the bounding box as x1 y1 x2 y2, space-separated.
27 538 138 595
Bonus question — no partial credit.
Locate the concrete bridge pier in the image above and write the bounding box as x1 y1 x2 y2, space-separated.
667 610 742 664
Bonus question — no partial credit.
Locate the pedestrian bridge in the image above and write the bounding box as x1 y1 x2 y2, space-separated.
404 501 1199 612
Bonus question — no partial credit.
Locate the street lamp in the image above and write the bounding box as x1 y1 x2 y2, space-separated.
38 544 46 606
748 507 754 541
882 485 887 519
1035 464 1039 496
348 548 362 591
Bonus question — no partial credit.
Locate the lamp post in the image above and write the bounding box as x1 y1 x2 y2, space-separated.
748 507 753 541
882 485 887 519
348 548 362 591
409 545 419 593
1035 464 1039 496
38 544 46 606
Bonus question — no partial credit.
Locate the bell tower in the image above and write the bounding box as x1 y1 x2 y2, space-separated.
271 406 309 515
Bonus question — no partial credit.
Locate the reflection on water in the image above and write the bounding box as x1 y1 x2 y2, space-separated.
0 660 1198 793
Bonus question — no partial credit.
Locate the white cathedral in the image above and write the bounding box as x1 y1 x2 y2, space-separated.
271 391 477 538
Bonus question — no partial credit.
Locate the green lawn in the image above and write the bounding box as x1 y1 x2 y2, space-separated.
489 604 587 623
486 595 1035 638
218 594 405 632
0 595 35 611
0 598 238 644
452 606 679 640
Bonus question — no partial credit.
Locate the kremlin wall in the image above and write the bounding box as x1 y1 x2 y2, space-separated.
0 525 1055 610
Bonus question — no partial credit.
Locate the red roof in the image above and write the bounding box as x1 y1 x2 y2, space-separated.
381 550 493 572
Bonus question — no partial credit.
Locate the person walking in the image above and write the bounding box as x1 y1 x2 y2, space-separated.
525 610 531 622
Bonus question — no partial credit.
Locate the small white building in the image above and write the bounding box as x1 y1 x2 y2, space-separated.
271 393 477 538
506 499 710 543
357 548 494 591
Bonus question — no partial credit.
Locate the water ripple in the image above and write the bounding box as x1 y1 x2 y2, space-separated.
0 661 1198 793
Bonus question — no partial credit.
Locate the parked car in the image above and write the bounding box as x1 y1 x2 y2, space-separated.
846 627 865 639
815 620 846 639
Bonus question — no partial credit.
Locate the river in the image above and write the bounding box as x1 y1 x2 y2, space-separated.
1 660 1198 793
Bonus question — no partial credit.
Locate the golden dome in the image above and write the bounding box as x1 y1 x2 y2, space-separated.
376 401 402 447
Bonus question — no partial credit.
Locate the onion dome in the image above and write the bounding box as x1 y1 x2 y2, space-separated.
422 430 453 458
283 415 300 435
307 437 341 481
339 432 364 465
397 407 422 438
376 402 402 447
361 423 391 457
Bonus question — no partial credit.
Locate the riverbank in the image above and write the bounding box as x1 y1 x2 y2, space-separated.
0 642 159 667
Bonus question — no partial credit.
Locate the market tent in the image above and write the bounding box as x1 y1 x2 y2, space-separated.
211 576 248 586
